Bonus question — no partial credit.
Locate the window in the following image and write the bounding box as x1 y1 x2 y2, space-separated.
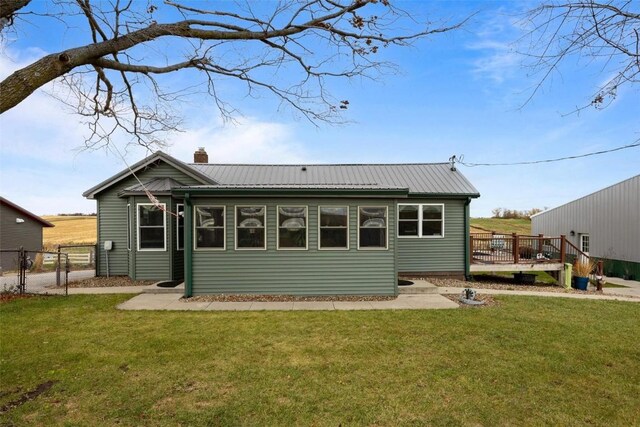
137 203 166 250
127 204 132 250
580 234 590 254
277 206 307 249
176 204 184 250
358 206 387 249
236 206 266 249
397 204 444 238
398 205 419 236
319 206 349 249
195 206 225 249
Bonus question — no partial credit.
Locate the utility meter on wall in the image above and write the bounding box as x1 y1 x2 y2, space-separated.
104 241 113 251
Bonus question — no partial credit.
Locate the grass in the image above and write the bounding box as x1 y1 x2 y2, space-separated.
42 216 96 246
1 295 639 426
471 217 532 235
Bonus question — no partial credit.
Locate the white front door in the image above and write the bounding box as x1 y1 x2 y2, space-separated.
580 234 590 256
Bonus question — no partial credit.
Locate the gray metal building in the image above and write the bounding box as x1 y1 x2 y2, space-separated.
0 197 54 272
531 175 640 279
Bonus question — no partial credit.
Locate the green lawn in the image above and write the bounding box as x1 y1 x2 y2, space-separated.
1 295 639 426
471 217 532 235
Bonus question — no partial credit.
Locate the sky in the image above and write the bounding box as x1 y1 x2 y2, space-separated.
0 1 638 217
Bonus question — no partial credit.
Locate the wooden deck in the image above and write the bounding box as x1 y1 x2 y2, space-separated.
469 233 588 273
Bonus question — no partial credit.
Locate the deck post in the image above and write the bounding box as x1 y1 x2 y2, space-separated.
513 233 519 264
560 235 566 264
469 234 474 267
538 234 544 257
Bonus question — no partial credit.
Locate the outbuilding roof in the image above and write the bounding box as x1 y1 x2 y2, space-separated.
0 197 54 227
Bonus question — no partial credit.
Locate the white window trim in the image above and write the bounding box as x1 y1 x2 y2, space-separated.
397 203 445 239
193 205 226 251
317 205 350 251
234 205 267 250
580 233 590 254
357 206 389 250
136 203 167 252
176 203 184 251
276 205 308 250
127 204 131 251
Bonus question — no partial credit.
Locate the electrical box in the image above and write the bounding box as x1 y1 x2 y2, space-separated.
104 241 113 251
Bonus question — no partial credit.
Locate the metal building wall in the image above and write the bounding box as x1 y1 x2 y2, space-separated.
531 175 639 264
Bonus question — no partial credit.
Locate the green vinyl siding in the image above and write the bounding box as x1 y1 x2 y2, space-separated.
95 161 197 278
190 198 396 295
396 199 466 274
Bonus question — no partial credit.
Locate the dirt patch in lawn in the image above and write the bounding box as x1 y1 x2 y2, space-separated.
0 293 39 304
56 276 155 288
0 380 57 414
185 294 397 303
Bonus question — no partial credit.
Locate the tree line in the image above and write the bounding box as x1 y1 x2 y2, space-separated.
491 208 547 220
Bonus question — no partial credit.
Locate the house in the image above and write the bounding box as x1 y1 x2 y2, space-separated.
83 149 480 296
0 197 54 272
531 175 640 280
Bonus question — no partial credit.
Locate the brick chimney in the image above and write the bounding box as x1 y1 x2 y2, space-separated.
193 147 208 163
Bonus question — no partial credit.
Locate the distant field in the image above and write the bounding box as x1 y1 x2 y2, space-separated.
42 216 97 246
470 218 531 235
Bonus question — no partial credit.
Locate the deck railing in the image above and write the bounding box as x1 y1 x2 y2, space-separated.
469 233 588 266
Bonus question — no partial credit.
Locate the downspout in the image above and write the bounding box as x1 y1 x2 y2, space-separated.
184 193 193 297
464 197 471 280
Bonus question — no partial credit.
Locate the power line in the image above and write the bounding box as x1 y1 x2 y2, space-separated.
453 141 640 167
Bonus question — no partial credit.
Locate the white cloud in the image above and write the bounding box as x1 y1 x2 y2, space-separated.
467 11 524 85
163 118 306 164
0 44 308 214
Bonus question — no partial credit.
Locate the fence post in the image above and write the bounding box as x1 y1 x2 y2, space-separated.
512 233 519 264
18 246 26 295
56 245 61 287
560 235 566 264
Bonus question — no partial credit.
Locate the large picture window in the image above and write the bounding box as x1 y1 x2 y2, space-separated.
195 206 225 249
319 206 348 249
398 204 444 238
277 206 307 249
236 206 266 249
176 204 184 250
358 206 387 249
137 203 166 251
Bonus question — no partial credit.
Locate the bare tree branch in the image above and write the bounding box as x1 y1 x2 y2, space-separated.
1 0 468 148
522 0 640 111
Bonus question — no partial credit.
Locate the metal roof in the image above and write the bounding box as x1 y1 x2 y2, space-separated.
188 163 479 196
82 151 214 199
0 197 54 227
182 183 407 190
83 151 480 200
119 177 187 196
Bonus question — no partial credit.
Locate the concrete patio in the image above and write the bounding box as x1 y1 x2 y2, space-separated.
116 293 460 311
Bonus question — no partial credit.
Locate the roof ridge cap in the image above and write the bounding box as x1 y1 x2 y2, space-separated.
188 162 449 166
